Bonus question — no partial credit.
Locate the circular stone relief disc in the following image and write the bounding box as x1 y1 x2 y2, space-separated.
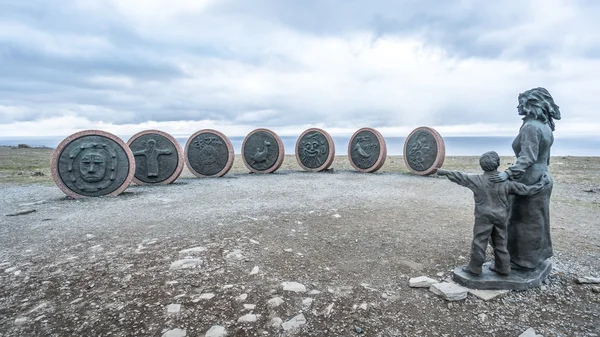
348 127 387 173
295 128 335 172
51 130 135 198
184 129 234 177
241 128 285 173
127 130 184 185
403 126 445 176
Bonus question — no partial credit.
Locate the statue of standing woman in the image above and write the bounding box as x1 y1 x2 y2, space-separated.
491 87 561 270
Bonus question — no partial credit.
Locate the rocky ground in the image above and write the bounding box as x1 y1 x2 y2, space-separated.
0 149 599 336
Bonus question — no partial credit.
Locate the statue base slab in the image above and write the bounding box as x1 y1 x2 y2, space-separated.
453 260 552 290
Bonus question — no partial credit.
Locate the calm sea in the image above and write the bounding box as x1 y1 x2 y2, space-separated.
0 135 598 156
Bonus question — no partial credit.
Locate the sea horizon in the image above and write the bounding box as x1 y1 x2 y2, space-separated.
1 135 598 156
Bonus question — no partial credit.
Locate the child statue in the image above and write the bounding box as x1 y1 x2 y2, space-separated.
436 151 550 276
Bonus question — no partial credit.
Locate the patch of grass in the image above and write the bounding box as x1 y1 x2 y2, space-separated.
0 146 54 185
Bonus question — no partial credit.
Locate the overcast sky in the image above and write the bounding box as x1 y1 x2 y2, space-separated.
1 0 599 138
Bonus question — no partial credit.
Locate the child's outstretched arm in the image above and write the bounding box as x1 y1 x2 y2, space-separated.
435 168 477 189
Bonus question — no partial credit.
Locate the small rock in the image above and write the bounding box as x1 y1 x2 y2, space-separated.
323 303 334 316
14 317 28 326
225 249 244 260
167 304 181 313
468 289 509 301
302 298 313 307
409 276 438 288
436 272 444 277
429 282 468 301
243 304 256 310
355 326 364 334
169 259 202 270
90 245 104 252
249 266 259 275
282 282 306 292
270 317 283 328
238 314 258 323
359 302 368 310
162 328 186 337
249 239 260 244
86 234 95 239
284 248 293 253
332 214 341 218
592 286 600 293
268 297 284 308
236 293 248 302
179 247 206 254
223 284 234 289
308 289 321 295
519 327 539 337
69 298 83 305
198 293 215 300
576 277 600 284
204 325 227 337
477 313 487 322
4 266 17 273
281 313 306 331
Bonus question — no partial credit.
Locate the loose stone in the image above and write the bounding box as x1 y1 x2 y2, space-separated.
167 304 181 313
243 304 256 310
519 327 541 337
270 317 283 328
236 293 248 302
576 277 600 284
198 293 215 300
162 328 186 337
359 302 368 310
238 314 258 323
179 247 206 255
14 317 28 326
409 276 438 288
268 297 284 308
249 266 259 275
281 282 306 292
302 298 313 307
468 289 509 301
169 259 202 270
429 282 468 301
282 314 307 331
205 325 227 337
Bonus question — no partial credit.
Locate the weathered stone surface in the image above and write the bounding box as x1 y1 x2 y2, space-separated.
409 276 438 288
302 298 313 307
468 289 509 301
429 282 468 301
453 261 552 290
166 304 181 313
281 314 306 331
575 276 600 284
205 325 227 337
281 282 306 292
270 317 283 328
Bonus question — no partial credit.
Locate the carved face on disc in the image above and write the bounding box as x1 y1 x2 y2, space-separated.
56 135 131 197
79 150 106 182
297 132 329 169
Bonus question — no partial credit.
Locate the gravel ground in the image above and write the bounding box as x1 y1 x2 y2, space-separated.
1 162 599 336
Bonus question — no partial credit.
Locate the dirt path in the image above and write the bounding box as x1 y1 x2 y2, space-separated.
0 153 599 336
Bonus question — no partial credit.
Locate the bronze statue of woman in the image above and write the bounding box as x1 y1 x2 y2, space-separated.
491 87 561 270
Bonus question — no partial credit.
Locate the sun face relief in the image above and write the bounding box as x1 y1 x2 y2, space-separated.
79 150 106 182
54 134 132 197
298 132 329 169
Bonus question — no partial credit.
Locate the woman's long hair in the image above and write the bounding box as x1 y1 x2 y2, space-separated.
520 87 561 131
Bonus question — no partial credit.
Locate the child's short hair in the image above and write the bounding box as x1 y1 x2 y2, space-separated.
479 151 500 172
